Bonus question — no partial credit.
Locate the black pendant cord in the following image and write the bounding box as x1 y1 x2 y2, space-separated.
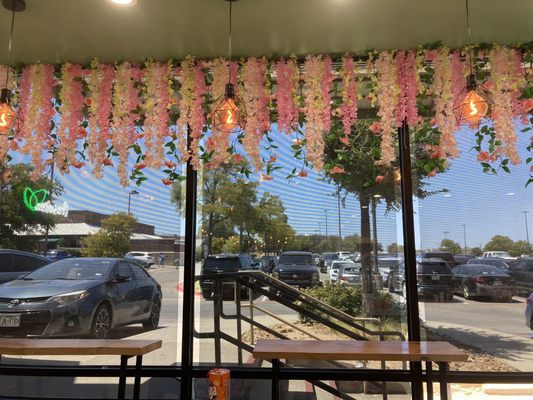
4 6 15 90
227 0 233 84
465 0 474 77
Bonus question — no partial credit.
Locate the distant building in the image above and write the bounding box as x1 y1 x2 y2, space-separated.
18 210 182 258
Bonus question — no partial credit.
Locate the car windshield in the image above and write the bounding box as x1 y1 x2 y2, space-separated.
322 253 338 261
469 265 504 275
278 255 313 264
378 259 400 268
491 252 511 258
341 266 360 274
24 259 113 280
203 257 240 271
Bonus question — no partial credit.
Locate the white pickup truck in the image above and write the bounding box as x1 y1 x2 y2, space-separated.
482 251 515 260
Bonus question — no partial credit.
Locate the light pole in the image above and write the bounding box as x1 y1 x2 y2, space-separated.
462 224 467 254
318 222 322 236
443 231 449 240
522 211 531 256
371 196 379 274
324 209 328 238
128 190 139 214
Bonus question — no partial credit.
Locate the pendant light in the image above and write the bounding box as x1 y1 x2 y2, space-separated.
211 0 246 134
0 0 24 135
453 0 493 129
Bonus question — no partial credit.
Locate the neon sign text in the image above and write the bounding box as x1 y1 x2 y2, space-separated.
23 187 69 217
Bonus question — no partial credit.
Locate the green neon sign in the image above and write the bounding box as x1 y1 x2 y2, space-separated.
23 187 49 212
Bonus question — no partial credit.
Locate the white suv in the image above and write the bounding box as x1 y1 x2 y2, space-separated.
125 251 154 268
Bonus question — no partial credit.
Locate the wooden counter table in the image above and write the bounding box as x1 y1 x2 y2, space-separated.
253 339 468 400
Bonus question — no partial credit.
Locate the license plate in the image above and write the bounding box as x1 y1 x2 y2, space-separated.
493 281 502 285
431 275 439 280
0 313 20 327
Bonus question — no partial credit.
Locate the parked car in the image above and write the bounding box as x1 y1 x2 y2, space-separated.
199 254 258 299
322 252 339 270
328 260 344 283
0 249 51 284
467 257 512 272
337 251 352 260
0 258 162 338
526 292 533 329
387 262 405 294
482 251 515 260
45 249 72 261
453 254 476 265
271 251 320 289
260 255 278 273
378 257 402 286
337 262 362 286
509 258 533 294
452 264 514 302
125 251 154 268
416 259 455 301
417 252 458 268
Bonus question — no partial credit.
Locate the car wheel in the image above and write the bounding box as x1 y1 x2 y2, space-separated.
463 286 471 299
91 304 112 339
143 302 161 330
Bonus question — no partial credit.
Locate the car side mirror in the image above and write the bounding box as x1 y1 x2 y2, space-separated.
114 274 131 282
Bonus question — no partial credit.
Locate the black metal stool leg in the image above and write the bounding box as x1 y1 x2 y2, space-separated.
118 355 128 400
426 361 433 400
133 355 142 400
272 358 280 400
438 362 449 400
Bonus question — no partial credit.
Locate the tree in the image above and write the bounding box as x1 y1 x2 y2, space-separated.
470 247 483 256
254 192 296 254
387 243 403 254
342 234 362 253
323 120 447 316
82 213 137 257
510 240 532 257
439 239 462 254
484 235 514 252
0 163 62 251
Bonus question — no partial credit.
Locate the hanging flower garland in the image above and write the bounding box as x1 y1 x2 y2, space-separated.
176 57 207 169
240 57 271 171
489 46 522 165
18 64 56 179
1 45 533 185
302 55 330 170
340 55 358 138
374 51 399 164
86 59 114 178
143 60 172 169
110 62 142 186
432 48 460 158
55 63 86 172
275 56 300 134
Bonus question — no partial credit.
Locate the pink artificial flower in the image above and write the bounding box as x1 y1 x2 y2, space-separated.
164 160 177 169
430 118 437 126
329 166 345 174
71 161 85 169
162 179 174 186
369 122 381 134
428 168 438 178
477 151 490 162
298 170 308 177
425 50 437 62
340 135 351 146
45 158 54 165
292 139 303 146
522 98 533 112
530 165 533 172
260 174 273 182
77 128 88 139
103 158 113 166
375 175 385 184
234 154 244 163
134 162 147 170
269 155 277 163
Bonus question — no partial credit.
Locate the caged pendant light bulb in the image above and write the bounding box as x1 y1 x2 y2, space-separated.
0 0 25 135
453 0 492 129
211 0 246 134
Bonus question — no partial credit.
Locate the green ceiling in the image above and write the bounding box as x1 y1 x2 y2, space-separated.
1 0 532 65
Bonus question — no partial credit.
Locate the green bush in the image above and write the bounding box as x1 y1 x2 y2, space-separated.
298 283 363 324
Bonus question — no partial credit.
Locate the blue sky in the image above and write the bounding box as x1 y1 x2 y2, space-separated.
10 122 533 251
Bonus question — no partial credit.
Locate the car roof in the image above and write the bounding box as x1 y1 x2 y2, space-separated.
281 251 312 255
0 249 51 261
207 254 240 258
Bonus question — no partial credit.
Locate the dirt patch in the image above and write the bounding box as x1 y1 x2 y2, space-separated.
243 322 519 372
